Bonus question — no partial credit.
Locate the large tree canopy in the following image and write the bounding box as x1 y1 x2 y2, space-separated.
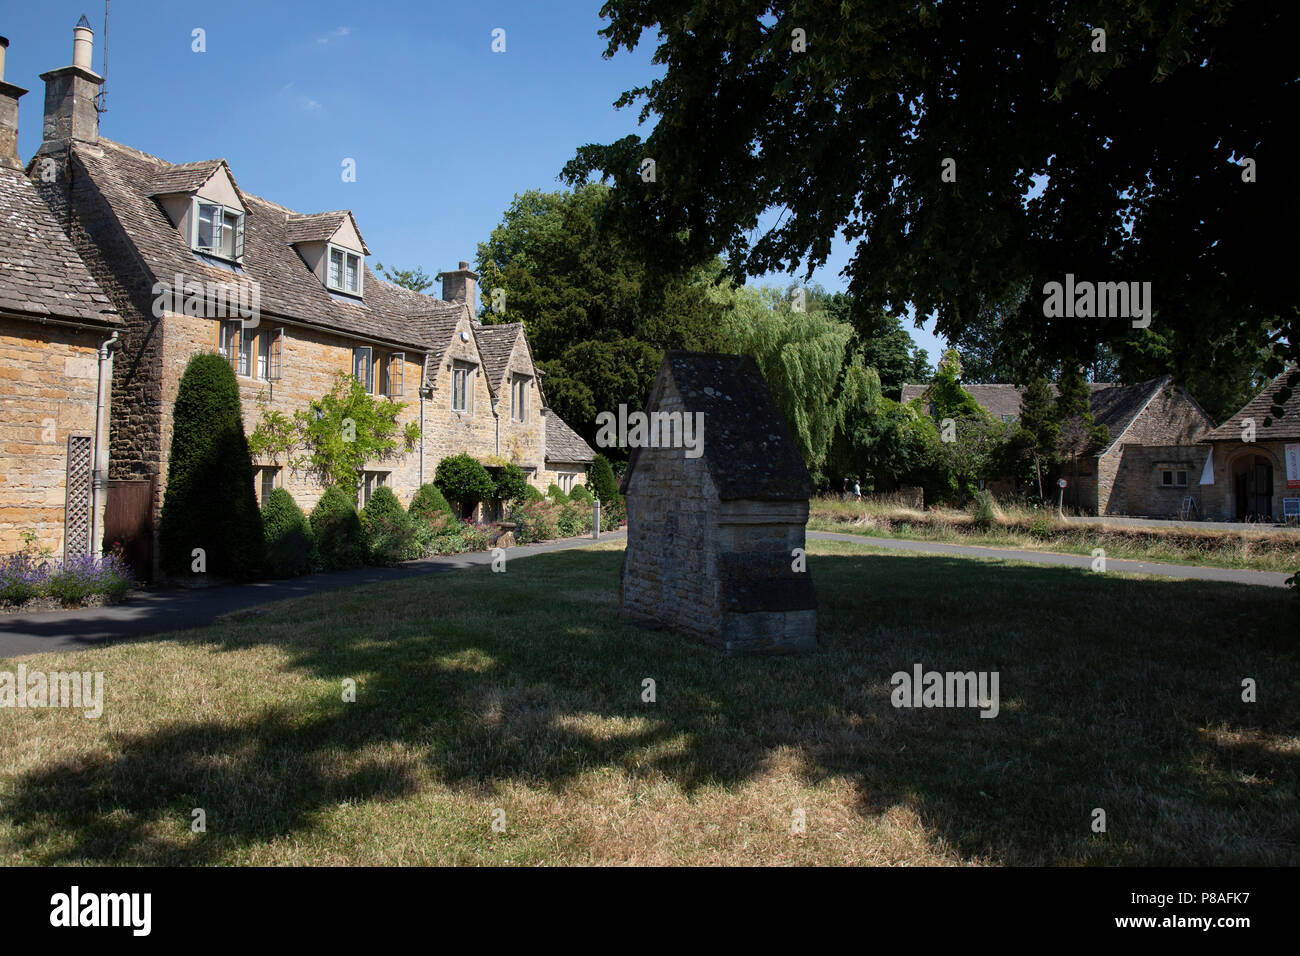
566 0 1297 399
475 184 728 452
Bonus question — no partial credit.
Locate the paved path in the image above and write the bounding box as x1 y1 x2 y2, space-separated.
1062 515 1295 533
0 532 625 659
3 527 1288 659
807 530 1291 588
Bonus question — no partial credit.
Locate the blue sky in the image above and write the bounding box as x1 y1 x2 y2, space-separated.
5 0 948 360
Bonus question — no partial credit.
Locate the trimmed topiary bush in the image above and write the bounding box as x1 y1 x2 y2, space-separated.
493 463 529 504
361 486 418 565
435 453 495 517
310 485 366 570
158 352 264 579
546 483 568 503
521 484 545 504
261 488 314 578
409 483 455 524
568 483 593 504
589 454 620 504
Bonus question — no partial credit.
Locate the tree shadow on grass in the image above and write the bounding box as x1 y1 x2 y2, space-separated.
3 547 1297 864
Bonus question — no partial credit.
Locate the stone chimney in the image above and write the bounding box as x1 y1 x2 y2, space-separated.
437 261 479 315
36 16 102 158
0 37 29 170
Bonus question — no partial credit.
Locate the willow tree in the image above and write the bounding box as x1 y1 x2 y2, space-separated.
719 283 881 485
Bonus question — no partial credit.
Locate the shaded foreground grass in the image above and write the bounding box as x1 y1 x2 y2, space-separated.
810 496 1300 573
1 539 1296 865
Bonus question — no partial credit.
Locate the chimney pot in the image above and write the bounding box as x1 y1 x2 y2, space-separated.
73 17 94 72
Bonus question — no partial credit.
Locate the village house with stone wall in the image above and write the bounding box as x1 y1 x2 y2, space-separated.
0 20 591 567
901 375 1215 516
0 34 120 557
1196 369 1300 522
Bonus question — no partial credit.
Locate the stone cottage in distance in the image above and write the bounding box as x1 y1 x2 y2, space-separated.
901 375 1215 516
621 352 816 655
6 19 592 567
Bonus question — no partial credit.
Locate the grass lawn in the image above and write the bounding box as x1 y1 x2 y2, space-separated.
1 538 1296 866
809 496 1300 573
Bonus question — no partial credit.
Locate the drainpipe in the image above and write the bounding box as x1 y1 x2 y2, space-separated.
418 388 426 486
90 329 118 557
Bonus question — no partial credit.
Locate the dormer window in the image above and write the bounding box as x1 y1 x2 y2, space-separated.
193 200 245 261
328 244 363 296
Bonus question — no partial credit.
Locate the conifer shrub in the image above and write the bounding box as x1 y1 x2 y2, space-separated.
589 454 620 504
360 486 418 565
158 353 264 579
261 488 315 578
409 483 455 524
310 485 366 570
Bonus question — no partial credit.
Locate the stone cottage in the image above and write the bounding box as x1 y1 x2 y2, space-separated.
620 352 816 654
11 19 591 568
901 375 1215 516
1196 368 1299 521
0 34 121 557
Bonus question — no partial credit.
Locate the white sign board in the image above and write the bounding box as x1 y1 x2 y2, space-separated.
1286 444 1300 489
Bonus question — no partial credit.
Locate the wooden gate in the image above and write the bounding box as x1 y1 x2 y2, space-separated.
105 478 155 580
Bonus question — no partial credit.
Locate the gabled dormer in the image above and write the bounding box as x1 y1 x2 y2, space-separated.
149 160 248 264
285 211 370 299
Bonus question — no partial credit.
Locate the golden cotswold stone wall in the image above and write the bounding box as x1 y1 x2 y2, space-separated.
0 317 106 555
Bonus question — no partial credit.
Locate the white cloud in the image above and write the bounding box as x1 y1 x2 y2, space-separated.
315 27 351 45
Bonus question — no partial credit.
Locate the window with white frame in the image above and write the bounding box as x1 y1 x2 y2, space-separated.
257 466 280 505
511 375 529 422
382 352 405 398
219 320 251 376
1160 469 1188 488
559 472 577 494
353 346 374 393
452 363 471 413
193 200 245 261
359 470 388 508
328 245 364 296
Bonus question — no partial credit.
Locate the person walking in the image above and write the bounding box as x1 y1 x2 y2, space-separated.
853 479 862 501
842 477 850 501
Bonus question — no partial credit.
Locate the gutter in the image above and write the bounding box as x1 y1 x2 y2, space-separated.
91 329 119 557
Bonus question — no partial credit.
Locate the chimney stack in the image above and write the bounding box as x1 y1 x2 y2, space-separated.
0 37 29 170
36 16 102 158
438 261 479 315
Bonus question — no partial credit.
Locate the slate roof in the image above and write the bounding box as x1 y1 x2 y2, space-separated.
415 302 470 391
70 138 437 350
474 323 523 392
1088 376 1172 449
147 159 230 197
624 352 812 501
1207 368 1300 442
900 381 1117 420
284 210 370 253
0 165 118 325
546 411 596 464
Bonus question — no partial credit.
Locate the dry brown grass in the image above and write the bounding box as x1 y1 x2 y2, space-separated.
1 538 1296 866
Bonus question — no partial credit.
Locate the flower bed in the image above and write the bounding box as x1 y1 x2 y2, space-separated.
0 550 135 609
